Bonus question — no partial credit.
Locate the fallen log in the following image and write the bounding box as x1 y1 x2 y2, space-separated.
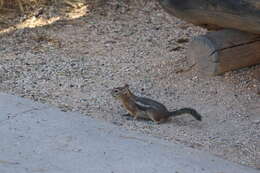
187 29 260 75
158 0 260 34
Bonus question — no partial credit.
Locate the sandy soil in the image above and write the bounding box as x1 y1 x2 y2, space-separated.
0 0 259 169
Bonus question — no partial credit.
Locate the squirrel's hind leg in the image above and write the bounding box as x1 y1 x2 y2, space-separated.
121 113 131 117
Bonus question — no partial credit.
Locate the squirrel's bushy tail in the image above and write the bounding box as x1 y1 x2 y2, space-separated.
170 108 202 121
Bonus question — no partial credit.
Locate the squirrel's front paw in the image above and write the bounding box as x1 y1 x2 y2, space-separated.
121 114 134 120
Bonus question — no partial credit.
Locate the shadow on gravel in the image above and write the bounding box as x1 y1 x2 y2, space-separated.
0 0 98 35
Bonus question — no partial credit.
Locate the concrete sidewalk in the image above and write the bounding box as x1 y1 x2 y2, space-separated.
0 93 259 173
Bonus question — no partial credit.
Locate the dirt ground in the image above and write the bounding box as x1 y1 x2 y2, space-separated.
0 0 259 169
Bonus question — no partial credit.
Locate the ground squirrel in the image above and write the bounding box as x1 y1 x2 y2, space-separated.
111 84 202 124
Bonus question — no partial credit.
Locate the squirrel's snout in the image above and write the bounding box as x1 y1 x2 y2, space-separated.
109 89 117 97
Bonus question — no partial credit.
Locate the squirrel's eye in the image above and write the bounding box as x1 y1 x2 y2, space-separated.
114 89 118 93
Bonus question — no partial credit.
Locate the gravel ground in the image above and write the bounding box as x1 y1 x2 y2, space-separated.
0 0 259 169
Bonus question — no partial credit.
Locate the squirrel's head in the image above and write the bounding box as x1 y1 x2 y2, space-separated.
111 84 132 99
